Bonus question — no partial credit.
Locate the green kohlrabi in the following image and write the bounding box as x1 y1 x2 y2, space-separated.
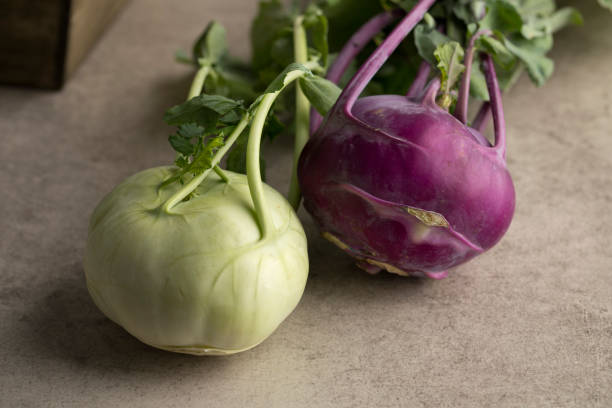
83 26 337 353
84 167 308 354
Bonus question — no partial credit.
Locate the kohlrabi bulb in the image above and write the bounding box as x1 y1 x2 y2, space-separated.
84 167 308 355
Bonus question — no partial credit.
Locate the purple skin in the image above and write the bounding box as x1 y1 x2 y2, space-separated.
298 0 515 278
310 9 401 135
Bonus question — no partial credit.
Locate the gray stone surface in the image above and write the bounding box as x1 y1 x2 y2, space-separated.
0 1 610 407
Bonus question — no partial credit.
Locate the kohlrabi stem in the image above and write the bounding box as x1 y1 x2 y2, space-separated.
188 65 211 99
186 63 230 179
472 101 491 133
422 77 441 106
310 9 400 133
288 16 310 210
327 10 401 85
454 29 492 124
162 116 249 212
213 166 230 183
338 0 435 113
406 61 431 99
482 54 507 159
247 69 309 238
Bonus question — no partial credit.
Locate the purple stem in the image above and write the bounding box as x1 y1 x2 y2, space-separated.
310 10 401 134
472 101 491 133
338 0 436 114
482 54 506 159
421 77 441 107
406 61 431 99
454 29 493 125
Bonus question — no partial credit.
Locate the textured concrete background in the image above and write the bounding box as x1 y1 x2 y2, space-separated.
1 1 611 407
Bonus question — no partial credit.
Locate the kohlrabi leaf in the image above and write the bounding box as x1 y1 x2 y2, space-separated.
175 49 193 65
527 7 582 37
510 0 555 16
214 67 258 101
169 133 196 156
504 37 553 86
251 0 294 71
177 123 206 139
188 134 226 174
479 0 523 33
226 134 247 175
600 0 612 11
263 112 285 141
299 75 341 115
414 25 451 66
476 35 515 69
193 21 228 64
226 132 267 181
380 0 417 12
164 95 243 131
304 6 329 67
263 63 311 95
270 36 295 67
446 17 466 43
168 123 206 156
453 2 483 24
470 61 489 101
434 41 465 101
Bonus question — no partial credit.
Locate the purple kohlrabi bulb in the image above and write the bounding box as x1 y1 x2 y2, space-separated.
298 0 515 278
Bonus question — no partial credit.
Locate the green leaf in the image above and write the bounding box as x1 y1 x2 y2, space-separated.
169 134 195 156
497 63 524 91
476 34 515 69
600 0 612 11
251 0 293 71
226 130 267 181
226 133 248 175
414 25 451 65
270 36 295 68
446 17 465 43
193 21 227 64
263 63 311 95
174 155 189 169
452 4 474 24
263 113 285 141
299 75 341 116
164 94 242 131
434 41 465 98
304 6 329 68
189 134 225 174
479 0 523 33
504 37 553 86
167 123 205 157
530 7 582 37
214 67 258 101
177 123 206 139
175 49 193 65
470 61 489 101
381 0 417 12
511 0 555 16
219 110 243 125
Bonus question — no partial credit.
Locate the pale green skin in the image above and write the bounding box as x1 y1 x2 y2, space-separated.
84 166 309 355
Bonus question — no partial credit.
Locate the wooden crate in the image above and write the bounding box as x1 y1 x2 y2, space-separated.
0 0 128 89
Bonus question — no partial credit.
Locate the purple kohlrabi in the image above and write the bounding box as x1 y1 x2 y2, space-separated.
298 0 515 279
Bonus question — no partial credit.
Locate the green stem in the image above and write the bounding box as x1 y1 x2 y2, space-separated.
213 166 230 182
247 68 309 238
188 65 210 99
164 63 227 208
287 16 310 210
188 66 229 179
163 116 249 212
